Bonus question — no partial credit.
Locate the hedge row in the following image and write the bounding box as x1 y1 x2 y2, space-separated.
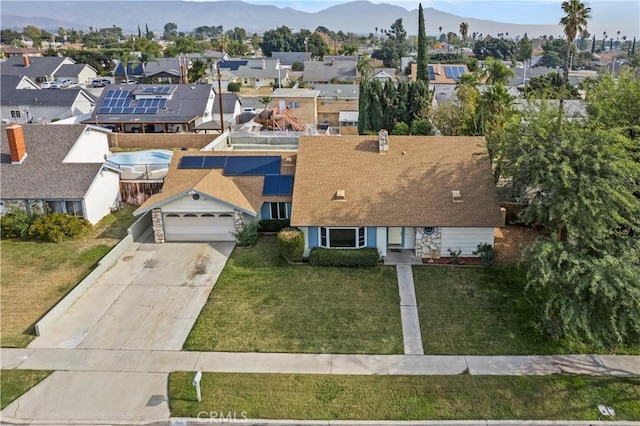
258 219 290 233
309 247 380 267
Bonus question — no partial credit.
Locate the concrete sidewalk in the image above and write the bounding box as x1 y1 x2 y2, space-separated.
396 264 424 355
2 348 639 376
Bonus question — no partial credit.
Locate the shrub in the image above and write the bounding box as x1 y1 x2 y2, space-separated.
392 121 410 135
474 243 497 268
227 82 241 93
277 227 304 263
233 222 258 247
28 213 92 242
258 219 290 233
411 118 433 135
309 247 379 267
0 208 34 239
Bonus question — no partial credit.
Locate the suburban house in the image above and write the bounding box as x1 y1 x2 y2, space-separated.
0 47 44 58
140 58 188 84
270 88 319 129
270 52 311 66
55 63 98 85
0 124 120 224
371 68 398 84
134 132 502 259
314 84 359 128
290 132 503 258
83 84 216 133
194 93 243 133
112 61 145 83
409 63 469 84
1 75 96 124
134 151 296 242
303 59 357 84
218 58 287 88
0 55 76 84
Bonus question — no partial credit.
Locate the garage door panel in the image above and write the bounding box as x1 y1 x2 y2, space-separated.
163 213 236 242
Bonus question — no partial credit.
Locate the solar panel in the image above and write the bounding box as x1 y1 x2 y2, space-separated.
203 156 227 168
105 89 116 99
111 107 124 114
134 107 146 114
179 156 206 168
160 87 172 94
262 175 294 195
123 107 135 113
98 107 110 114
146 107 158 114
159 99 167 108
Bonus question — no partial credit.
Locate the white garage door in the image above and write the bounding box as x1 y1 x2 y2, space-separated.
163 213 236 241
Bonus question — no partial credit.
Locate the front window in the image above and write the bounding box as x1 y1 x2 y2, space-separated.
289 101 300 108
320 227 366 248
270 202 288 219
65 200 83 217
10 111 21 119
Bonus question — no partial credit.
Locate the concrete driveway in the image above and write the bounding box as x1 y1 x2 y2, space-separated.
28 241 234 351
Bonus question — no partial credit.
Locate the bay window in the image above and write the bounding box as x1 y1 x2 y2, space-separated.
320 227 366 248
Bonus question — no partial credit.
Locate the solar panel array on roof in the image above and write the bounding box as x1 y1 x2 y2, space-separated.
428 65 436 81
444 66 466 80
218 60 248 71
97 89 168 114
262 175 294 196
179 155 280 176
141 86 173 95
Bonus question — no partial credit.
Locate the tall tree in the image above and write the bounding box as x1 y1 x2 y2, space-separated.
408 80 429 123
416 3 429 82
459 22 469 48
482 56 514 85
163 22 178 41
358 81 371 134
357 52 374 82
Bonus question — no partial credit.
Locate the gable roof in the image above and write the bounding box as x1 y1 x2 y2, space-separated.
113 61 144 77
0 124 102 199
303 60 357 82
0 56 71 78
142 58 182 77
313 84 360 99
135 150 297 216
290 135 503 227
271 52 312 66
219 58 282 79
1 78 96 109
271 88 320 99
212 93 241 114
85 84 213 124
56 63 97 76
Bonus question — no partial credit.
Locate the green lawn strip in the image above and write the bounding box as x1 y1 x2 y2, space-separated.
1 370 53 410
413 266 638 355
184 236 403 354
0 206 138 348
169 373 640 420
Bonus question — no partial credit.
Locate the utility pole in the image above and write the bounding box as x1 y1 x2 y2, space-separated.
217 62 225 134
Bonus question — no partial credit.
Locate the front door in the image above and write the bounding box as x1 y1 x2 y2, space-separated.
388 227 403 246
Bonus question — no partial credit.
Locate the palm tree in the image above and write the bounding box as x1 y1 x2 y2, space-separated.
559 0 591 86
119 51 140 83
482 57 515 85
375 27 378 39
459 22 469 49
357 52 374 81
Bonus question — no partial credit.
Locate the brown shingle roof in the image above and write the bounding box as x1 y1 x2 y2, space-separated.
290 135 503 227
135 150 296 215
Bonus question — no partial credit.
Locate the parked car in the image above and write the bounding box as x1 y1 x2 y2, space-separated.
50 79 72 89
40 81 54 89
92 78 111 88
120 79 137 85
243 107 257 114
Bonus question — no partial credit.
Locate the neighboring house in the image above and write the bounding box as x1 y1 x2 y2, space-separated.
195 93 242 133
271 88 319 129
338 111 359 135
0 124 120 224
313 84 359 127
55 63 99 86
112 61 145 83
218 58 287 88
371 69 398 84
0 47 44 58
303 59 357 84
83 84 216 133
427 64 469 84
1 75 96 124
271 52 311 66
290 132 503 258
141 57 186 84
0 55 75 83
134 151 296 242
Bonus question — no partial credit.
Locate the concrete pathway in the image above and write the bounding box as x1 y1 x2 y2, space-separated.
28 242 234 351
396 265 424 355
3 348 639 377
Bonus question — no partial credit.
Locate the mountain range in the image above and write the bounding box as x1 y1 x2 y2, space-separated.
1 1 637 39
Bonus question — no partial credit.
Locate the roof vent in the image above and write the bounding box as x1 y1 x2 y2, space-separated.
452 190 463 203
335 189 346 201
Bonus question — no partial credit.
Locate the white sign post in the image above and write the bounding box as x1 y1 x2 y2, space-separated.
192 371 202 402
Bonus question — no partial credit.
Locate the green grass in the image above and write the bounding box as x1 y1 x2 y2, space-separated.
414 266 639 355
0 206 139 347
169 373 640 420
183 236 403 354
1 370 53 409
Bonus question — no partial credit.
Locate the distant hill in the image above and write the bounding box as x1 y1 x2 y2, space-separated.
0 1 635 39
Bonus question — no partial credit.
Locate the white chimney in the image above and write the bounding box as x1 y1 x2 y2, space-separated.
378 129 389 153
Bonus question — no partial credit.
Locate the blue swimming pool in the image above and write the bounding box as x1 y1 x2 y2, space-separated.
107 150 173 180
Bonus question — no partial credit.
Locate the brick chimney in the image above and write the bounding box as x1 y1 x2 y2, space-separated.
23 55 30 68
378 129 389 153
6 124 27 164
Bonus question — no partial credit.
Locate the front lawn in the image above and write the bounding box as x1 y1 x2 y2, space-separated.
0 206 139 347
1 370 53 409
414 266 639 355
169 373 640 420
183 236 403 354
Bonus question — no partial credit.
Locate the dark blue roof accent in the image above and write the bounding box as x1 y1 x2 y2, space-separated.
218 60 248 71
263 175 294 196
178 156 281 176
